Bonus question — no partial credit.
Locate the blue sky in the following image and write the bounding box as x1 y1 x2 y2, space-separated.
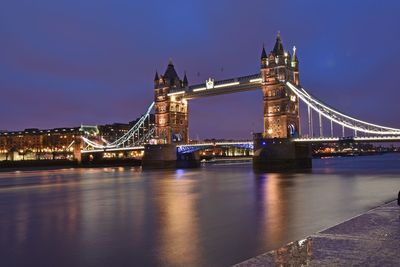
1 0 400 138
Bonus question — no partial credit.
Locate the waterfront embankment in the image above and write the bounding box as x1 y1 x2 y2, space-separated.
235 200 400 266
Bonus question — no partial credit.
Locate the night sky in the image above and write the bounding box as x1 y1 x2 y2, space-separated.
1 0 400 139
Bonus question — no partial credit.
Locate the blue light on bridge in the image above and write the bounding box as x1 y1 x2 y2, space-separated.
177 142 254 154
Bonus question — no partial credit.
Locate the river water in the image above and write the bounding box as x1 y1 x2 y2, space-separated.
1 154 400 267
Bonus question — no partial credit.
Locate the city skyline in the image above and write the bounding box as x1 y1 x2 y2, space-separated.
2 0 400 139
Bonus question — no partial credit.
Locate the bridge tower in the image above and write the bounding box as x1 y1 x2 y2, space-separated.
154 60 189 144
261 32 300 138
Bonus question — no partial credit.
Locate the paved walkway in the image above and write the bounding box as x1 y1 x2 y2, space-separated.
234 200 400 267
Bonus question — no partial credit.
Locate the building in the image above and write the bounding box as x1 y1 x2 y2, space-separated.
98 123 131 143
0 127 82 161
0 114 155 161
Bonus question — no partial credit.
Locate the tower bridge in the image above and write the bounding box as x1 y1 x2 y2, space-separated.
81 32 400 170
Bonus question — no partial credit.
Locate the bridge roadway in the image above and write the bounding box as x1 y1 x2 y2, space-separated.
80 136 400 154
81 141 254 154
294 136 400 143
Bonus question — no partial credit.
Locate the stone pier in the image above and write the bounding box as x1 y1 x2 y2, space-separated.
142 144 177 169
142 144 200 170
252 135 312 172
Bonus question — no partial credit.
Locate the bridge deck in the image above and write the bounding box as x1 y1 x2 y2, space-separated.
81 137 400 153
294 136 400 143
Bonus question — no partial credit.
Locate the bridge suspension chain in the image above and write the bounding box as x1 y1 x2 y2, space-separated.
286 82 400 135
82 102 155 150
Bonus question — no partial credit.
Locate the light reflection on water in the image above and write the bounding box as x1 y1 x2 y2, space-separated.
0 154 399 267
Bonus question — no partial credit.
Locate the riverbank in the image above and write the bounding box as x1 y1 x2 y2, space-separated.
234 200 400 266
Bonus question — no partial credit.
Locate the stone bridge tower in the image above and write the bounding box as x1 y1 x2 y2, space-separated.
261 32 300 138
154 60 189 144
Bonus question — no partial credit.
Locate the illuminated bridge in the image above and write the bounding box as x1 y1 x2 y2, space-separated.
81 33 400 162
81 76 400 154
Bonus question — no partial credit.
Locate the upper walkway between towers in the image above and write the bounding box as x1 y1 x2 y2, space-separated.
167 73 262 99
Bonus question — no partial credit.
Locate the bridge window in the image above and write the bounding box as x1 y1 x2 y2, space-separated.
272 105 280 112
159 105 166 112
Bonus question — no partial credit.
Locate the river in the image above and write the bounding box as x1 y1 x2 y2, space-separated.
1 154 399 267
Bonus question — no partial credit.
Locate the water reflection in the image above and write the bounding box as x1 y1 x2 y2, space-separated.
155 172 200 266
257 174 287 247
0 155 399 266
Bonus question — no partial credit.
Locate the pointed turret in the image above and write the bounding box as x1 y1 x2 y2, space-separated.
163 59 179 81
272 31 284 56
261 44 268 68
154 70 160 87
291 46 299 70
182 71 188 87
261 44 267 59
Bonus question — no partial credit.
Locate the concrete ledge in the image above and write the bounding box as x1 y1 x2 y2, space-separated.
234 201 400 267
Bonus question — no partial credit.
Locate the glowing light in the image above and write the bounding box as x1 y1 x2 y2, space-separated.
250 78 262 83
294 137 340 142
267 129 273 134
214 82 240 88
193 87 206 92
206 78 214 89
177 141 253 154
354 136 400 141
167 91 185 96
81 102 155 150
81 146 145 153
294 136 400 142
286 82 400 135
290 95 296 102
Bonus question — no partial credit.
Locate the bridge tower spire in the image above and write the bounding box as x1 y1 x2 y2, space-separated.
154 60 188 144
261 32 300 138
182 71 188 87
261 44 267 68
